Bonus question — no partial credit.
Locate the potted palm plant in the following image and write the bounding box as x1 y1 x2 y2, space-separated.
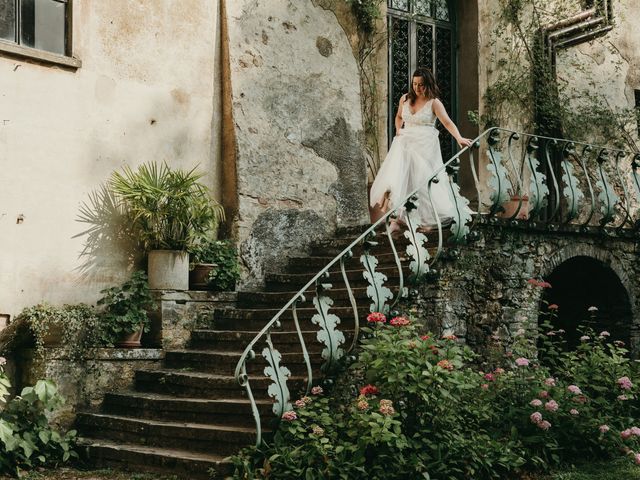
109 163 225 290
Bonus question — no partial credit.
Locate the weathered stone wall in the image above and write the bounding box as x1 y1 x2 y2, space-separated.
0 1 223 318
408 225 640 354
19 348 162 429
223 0 369 287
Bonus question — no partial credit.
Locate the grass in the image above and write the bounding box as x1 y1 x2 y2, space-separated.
543 457 640 479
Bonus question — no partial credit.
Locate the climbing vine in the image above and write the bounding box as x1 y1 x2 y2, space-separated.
475 0 638 151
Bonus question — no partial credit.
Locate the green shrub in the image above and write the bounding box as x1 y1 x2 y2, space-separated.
96 270 153 345
232 299 640 479
190 239 241 291
0 362 77 475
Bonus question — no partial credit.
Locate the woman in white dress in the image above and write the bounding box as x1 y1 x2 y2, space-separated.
370 68 472 232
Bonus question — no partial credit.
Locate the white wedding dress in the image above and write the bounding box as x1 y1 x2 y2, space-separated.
370 98 461 226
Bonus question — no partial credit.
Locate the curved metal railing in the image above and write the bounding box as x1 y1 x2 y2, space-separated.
234 127 640 445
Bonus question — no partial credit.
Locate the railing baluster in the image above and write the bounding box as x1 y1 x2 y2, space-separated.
613 151 631 231
525 136 548 220
505 132 525 222
486 129 512 216
543 139 562 221
595 149 619 226
384 218 407 311
292 294 312 394
361 233 393 313
630 154 640 231
404 195 432 277
262 324 292 419
339 250 361 354
578 145 597 229
311 279 345 373
560 142 584 224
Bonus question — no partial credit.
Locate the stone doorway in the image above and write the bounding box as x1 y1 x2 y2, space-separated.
540 255 632 350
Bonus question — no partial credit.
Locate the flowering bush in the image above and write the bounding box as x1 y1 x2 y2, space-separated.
233 304 640 479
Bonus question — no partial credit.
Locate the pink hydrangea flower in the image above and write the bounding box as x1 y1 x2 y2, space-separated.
538 420 552 430
311 386 323 395
635 453 640 466
357 399 369 411
282 411 297 421
548 304 559 310
621 429 633 440
580 335 590 342
539 281 552 289
494 368 505 375
618 394 629 401
617 376 633 390
379 399 395 416
557 329 566 334
530 412 543 424
570 409 579 416
312 425 324 436
0 357 6 366
484 373 496 382
567 385 582 395
539 390 549 399
481 383 489 390
295 399 306 408
546 331 556 336
367 312 387 324
544 378 556 387
390 316 411 327
544 400 559 412
587 306 598 312
599 331 610 337
614 340 625 347
599 425 610 433
515 357 530 367
530 399 543 407
442 334 458 341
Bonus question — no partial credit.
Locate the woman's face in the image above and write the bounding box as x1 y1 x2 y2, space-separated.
412 76 426 97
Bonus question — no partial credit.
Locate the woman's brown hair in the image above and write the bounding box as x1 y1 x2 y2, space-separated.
407 67 441 105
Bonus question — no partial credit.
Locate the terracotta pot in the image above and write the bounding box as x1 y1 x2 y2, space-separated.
189 263 217 290
499 195 529 220
115 324 143 348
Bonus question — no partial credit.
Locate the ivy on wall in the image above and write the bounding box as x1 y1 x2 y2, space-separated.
475 0 639 151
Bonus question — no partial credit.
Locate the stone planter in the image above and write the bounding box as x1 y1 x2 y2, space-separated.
189 263 218 290
499 195 529 220
148 250 189 290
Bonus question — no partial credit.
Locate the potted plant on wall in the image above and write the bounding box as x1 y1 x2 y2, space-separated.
189 239 241 291
97 271 154 347
109 162 225 290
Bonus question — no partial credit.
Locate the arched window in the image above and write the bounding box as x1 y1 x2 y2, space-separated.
387 0 456 159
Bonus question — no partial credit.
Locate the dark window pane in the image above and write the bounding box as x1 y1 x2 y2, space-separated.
389 16 409 139
436 26 453 160
435 0 450 21
389 0 409 11
21 0 66 54
0 0 16 42
416 23 433 71
414 0 432 17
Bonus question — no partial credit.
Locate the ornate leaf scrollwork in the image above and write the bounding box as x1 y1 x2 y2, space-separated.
403 196 430 279
361 241 393 313
525 138 548 218
486 131 512 215
448 180 473 243
262 337 292 417
595 150 619 226
311 282 345 372
561 157 584 222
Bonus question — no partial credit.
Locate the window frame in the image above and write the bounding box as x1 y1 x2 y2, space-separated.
0 0 80 68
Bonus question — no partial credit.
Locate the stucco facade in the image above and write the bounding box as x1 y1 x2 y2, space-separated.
0 1 223 317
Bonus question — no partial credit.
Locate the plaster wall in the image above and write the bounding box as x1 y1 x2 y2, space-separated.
0 0 222 318
223 0 368 286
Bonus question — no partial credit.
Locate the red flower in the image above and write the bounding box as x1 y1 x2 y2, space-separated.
359 384 379 396
420 335 430 341
367 312 387 324
527 279 539 286
548 304 559 310
390 316 410 327
539 281 552 289
484 373 496 382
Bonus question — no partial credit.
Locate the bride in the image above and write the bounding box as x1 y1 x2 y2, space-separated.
370 67 472 232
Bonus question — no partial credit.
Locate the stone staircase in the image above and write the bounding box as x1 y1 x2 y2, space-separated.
77 226 428 479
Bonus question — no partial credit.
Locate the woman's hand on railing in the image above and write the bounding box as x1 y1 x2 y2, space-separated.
456 136 473 148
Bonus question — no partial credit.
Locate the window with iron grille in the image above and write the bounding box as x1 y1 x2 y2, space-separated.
387 0 456 161
0 0 71 56
635 89 640 138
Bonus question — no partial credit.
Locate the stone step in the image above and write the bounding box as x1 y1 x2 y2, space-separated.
189 329 327 352
285 252 411 274
264 265 412 291
164 349 325 376
102 391 272 427
77 412 254 456
210 306 368 331
79 439 232 480
134 369 309 400
237 286 376 307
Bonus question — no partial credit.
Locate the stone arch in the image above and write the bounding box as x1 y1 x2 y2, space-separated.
538 244 635 351
540 243 635 308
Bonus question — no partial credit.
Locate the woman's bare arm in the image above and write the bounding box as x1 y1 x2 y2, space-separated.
432 98 472 147
395 94 406 136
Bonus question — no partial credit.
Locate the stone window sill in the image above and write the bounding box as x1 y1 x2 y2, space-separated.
0 39 81 69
